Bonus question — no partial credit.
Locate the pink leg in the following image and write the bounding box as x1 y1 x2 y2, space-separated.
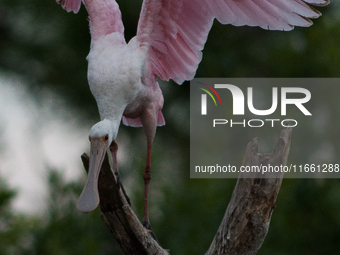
142 141 152 228
110 140 131 205
109 140 118 173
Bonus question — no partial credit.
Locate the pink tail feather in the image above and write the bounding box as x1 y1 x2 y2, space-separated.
56 0 82 14
122 116 143 127
157 110 165 126
122 111 165 128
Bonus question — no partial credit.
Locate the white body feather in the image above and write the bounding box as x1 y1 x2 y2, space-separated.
87 33 148 121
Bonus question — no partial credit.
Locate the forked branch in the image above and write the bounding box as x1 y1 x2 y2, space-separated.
206 127 292 255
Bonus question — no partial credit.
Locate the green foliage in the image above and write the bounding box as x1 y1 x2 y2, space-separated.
0 172 124 255
0 178 36 255
261 179 340 255
27 170 122 255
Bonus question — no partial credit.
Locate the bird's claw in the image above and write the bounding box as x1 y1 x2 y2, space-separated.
142 221 160 245
114 172 131 206
142 220 152 230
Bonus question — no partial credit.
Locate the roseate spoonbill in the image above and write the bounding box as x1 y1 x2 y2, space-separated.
55 0 328 228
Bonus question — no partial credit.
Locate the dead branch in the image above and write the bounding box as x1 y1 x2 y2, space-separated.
206 127 292 255
80 127 292 255
81 153 169 255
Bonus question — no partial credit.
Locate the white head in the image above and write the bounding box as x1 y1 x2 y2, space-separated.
88 118 118 146
77 118 120 213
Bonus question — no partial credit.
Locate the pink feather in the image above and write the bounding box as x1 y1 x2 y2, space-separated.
137 0 329 85
56 0 328 129
56 0 83 13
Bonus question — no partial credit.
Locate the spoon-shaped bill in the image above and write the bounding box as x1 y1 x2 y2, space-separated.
77 138 107 213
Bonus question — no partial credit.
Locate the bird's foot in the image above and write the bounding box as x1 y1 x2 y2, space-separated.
142 220 152 230
142 220 160 245
114 172 131 206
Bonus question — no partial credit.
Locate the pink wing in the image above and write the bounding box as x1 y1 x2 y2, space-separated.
137 0 329 85
56 0 83 14
122 111 165 127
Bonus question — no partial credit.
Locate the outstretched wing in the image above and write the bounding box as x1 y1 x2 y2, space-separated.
137 0 329 84
56 0 83 13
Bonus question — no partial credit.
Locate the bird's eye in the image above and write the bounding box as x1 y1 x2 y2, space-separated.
104 134 109 141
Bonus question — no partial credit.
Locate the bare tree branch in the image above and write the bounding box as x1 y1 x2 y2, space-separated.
80 127 292 255
81 153 170 255
206 127 292 255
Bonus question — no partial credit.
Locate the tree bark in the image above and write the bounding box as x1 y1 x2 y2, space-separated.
81 153 169 255
206 127 292 255
80 127 292 255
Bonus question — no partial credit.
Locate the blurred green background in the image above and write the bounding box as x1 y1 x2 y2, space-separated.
0 0 340 254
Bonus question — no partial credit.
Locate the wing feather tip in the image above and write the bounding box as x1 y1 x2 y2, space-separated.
56 0 82 14
305 0 330 7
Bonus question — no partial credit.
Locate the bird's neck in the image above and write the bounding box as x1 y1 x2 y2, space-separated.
84 0 125 41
